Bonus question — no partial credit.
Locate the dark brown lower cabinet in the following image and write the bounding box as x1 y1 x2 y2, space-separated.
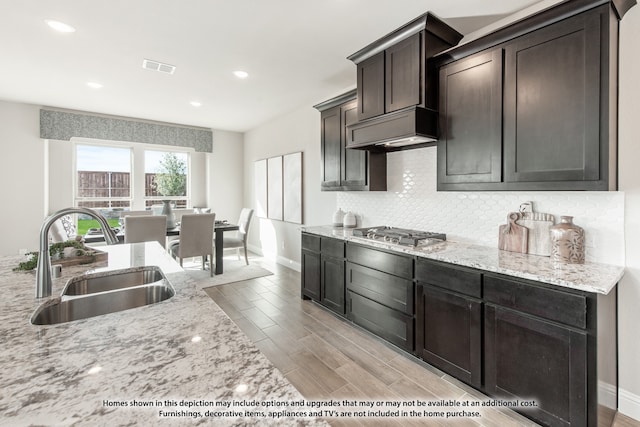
484 304 587 427
301 234 321 301
483 273 617 427
347 290 414 352
415 284 482 387
302 234 617 427
320 253 345 315
345 245 414 352
301 233 345 315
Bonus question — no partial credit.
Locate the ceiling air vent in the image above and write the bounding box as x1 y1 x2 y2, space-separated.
142 59 176 74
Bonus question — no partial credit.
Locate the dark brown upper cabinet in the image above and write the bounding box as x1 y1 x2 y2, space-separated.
356 53 385 121
355 33 423 121
346 12 463 151
438 49 504 186
434 0 636 191
503 11 602 187
314 90 387 191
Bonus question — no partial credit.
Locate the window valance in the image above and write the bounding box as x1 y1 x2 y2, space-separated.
40 109 213 152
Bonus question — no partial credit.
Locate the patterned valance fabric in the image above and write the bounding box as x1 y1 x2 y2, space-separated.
40 109 213 152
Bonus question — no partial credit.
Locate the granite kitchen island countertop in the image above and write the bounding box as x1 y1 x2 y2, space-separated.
303 225 624 295
0 242 325 426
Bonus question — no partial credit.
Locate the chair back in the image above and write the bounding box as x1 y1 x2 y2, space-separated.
177 213 215 258
237 208 254 242
124 215 167 248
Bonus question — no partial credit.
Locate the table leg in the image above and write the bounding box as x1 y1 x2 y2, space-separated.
214 229 224 275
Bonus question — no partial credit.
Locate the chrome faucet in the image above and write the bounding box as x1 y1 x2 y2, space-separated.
36 207 119 298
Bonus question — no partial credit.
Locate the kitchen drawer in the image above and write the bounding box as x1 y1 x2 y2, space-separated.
484 275 587 329
302 233 321 252
346 243 413 279
321 237 344 258
347 262 414 314
415 258 482 298
347 290 414 352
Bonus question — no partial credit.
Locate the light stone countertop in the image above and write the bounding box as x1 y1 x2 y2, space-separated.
303 225 624 295
0 242 326 426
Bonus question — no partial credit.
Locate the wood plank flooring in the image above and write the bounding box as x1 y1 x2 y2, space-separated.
203 255 640 427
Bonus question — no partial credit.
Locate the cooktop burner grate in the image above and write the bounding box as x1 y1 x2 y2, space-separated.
352 226 446 247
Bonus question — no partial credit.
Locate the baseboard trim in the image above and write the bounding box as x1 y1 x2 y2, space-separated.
247 244 301 272
276 256 301 272
247 243 263 257
599 381 618 409
619 388 640 422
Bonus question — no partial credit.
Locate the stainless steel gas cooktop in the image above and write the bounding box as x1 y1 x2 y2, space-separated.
351 226 446 247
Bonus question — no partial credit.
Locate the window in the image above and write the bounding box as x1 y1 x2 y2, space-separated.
144 150 189 209
73 142 191 214
75 144 132 209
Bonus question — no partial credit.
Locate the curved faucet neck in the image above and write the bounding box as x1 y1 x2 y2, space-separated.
36 207 119 298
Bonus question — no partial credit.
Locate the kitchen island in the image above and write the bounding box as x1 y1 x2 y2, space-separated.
0 242 325 426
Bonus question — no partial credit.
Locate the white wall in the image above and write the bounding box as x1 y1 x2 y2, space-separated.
0 101 45 255
208 129 244 223
243 105 335 268
616 5 640 420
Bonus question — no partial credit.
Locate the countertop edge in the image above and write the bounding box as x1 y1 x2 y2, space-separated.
302 225 623 295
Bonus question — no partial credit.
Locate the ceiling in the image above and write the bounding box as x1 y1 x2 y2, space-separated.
0 0 542 133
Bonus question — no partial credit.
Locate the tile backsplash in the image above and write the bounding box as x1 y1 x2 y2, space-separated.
337 146 624 265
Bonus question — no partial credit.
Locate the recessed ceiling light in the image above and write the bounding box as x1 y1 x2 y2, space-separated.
45 20 76 33
86 82 103 89
233 70 249 79
190 101 202 107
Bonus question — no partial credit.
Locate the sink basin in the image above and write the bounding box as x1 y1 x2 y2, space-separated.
62 266 165 296
31 283 175 325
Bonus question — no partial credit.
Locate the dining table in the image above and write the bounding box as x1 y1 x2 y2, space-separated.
83 222 240 275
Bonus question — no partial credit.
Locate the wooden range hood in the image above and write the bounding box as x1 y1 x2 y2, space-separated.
346 12 463 151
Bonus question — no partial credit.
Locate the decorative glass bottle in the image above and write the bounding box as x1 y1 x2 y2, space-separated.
550 216 585 264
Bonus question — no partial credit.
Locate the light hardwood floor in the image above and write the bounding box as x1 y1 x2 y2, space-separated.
203 256 640 427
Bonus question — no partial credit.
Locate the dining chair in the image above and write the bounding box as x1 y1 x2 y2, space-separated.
124 215 167 248
223 208 254 265
168 213 216 276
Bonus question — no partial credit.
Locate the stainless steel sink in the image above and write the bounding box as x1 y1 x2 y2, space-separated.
31 267 174 325
62 266 165 296
31 283 175 325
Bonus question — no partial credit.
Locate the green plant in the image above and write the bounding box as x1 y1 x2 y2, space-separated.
76 218 120 236
13 240 96 271
155 153 186 197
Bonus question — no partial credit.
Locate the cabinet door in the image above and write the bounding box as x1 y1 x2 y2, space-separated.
503 11 601 185
416 285 482 387
347 290 414 352
438 49 503 187
341 99 368 188
321 255 345 315
385 33 421 113
301 250 321 301
320 106 341 189
485 305 587 427
357 53 385 120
